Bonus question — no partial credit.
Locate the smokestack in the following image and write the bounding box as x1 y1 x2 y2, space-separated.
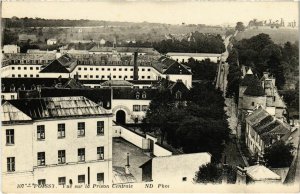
133 51 138 80
125 153 130 175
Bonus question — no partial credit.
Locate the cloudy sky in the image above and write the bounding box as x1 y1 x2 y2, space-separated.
2 1 298 26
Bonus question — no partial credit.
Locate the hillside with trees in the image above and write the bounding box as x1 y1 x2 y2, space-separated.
226 33 299 101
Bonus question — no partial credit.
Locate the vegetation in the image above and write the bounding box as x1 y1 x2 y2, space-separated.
264 140 295 168
183 58 218 81
235 22 245 32
226 33 299 100
195 163 237 184
145 82 230 161
153 31 225 54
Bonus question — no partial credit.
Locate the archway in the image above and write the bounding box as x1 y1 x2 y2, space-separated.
116 110 126 124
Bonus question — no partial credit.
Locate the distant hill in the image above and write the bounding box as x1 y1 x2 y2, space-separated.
235 28 299 45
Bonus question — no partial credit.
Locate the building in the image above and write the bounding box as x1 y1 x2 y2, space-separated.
2 51 192 89
2 45 20 53
236 164 281 184
89 46 159 56
245 106 291 155
166 52 223 63
1 96 113 189
18 34 37 43
47 39 57 45
238 69 287 139
139 152 211 183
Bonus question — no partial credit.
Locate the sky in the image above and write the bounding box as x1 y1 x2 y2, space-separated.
2 1 299 26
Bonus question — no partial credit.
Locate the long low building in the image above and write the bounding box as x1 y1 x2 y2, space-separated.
166 52 223 63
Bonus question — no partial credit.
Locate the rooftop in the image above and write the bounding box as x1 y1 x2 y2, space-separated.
245 164 281 181
167 52 222 57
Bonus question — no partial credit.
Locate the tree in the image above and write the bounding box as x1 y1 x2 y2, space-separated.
235 22 245 32
264 140 295 168
195 163 237 184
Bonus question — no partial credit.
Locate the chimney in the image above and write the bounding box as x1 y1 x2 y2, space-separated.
133 51 138 80
236 166 247 185
125 153 130 175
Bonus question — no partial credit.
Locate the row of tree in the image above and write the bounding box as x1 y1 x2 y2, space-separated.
183 58 218 81
226 33 299 100
144 82 230 161
153 31 225 54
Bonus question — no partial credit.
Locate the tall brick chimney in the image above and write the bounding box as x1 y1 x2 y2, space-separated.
133 51 138 80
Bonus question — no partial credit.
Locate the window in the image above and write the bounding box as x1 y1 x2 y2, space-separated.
78 148 85 162
38 179 46 185
18 67 21 70
96 68 99 71
58 150 66 164
78 67 81 70
175 91 182 99
113 75 116 78
142 105 148 111
90 75 93 78
37 152 45 166
24 74 27 77
142 68 145 71
84 75 87 78
78 75 81 78
30 74 33 77
90 68 93 71
30 67 33 70
36 67 39 70
96 75 99 78
24 67 27 70
136 92 140 99
37 125 45 140
107 68 110 71
130 76 133 78
133 105 140 112
78 175 85 184
147 76 151 79
12 74 15 77
142 76 145 79
6 129 14 145
148 68 151 71
124 68 127 71
97 147 104 160
11 95 15 99
142 92 147 98
102 68 105 71
36 74 39 78
58 177 66 185
84 68 87 71
18 74 21 77
251 102 255 106
97 173 104 184
119 76 122 79
12 67 15 70
7 157 15 172
119 68 122 71
77 122 85 137
130 68 133 71
1 95 4 100
97 121 104 135
113 68 116 71
182 177 187 181
102 75 105 78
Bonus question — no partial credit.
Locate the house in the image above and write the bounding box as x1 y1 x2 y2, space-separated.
166 52 223 63
1 96 113 189
139 152 211 183
47 39 57 45
245 106 291 155
18 34 37 43
236 164 281 184
2 45 20 53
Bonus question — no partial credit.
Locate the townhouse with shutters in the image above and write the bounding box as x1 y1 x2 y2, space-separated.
1 96 113 189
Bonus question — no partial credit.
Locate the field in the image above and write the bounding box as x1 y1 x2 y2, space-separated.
235 28 299 44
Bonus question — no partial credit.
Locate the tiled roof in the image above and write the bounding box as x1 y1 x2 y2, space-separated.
3 96 109 121
89 46 159 55
240 74 258 86
39 59 70 73
244 79 265 96
167 52 222 57
245 164 281 181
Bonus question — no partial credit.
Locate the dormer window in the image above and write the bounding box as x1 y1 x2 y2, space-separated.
175 91 182 99
142 91 147 99
136 92 140 99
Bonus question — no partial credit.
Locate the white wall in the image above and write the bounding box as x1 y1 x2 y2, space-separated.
153 144 172 157
1 92 18 100
1 65 42 78
168 74 192 89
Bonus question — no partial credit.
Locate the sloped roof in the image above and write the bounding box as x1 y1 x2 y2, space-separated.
245 164 281 181
240 73 258 86
62 78 85 89
4 96 109 121
168 80 189 95
40 59 70 73
244 79 265 96
101 80 133 87
167 52 222 57
152 56 191 75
